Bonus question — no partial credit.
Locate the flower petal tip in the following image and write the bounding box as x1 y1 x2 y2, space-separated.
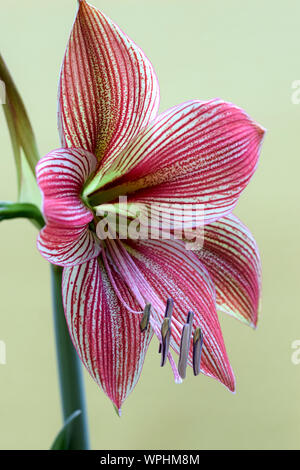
258 124 267 136
248 116 266 150
227 372 236 394
254 122 267 144
113 404 122 417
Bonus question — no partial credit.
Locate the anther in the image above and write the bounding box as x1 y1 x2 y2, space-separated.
159 298 173 357
160 317 171 367
178 312 194 379
140 303 151 332
164 298 174 319
193 327 203 376
186 311 194 326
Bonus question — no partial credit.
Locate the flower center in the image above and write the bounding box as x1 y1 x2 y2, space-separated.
86 178 146 207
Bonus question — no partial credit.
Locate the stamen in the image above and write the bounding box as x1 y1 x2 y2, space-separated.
140 303 151 332
106 238 144 306
187 310 194 347
168 353 183 384
165 298 174 319
186 311 194 326
178 323 191 379
100 249 143 314
115 241 183 333
193 327 203 376
101 237 183 382
160 317 171 367
158 298 174 352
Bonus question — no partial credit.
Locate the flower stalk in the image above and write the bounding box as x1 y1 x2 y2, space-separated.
0 201 44 229
50 264 90 450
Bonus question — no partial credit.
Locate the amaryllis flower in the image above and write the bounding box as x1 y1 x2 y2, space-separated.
36 0 264 412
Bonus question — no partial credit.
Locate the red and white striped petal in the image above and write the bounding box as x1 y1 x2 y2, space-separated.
62 257 153 411
90 99 265 226
104 237 235 391
195 214 261 327
36 147 101 266
37 148 97 227
37 224 100 267
59 0 159 173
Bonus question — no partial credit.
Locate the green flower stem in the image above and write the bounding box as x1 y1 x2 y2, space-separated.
50 264 90 450
0 201 44 229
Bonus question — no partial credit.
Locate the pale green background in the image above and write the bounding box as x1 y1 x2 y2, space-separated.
0 0 299 450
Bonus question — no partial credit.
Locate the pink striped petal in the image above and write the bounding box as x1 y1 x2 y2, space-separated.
36 147 101 266
89 99 265 226
104 237 235 391
59 0 159 172
36 148 97 226
37 224 100 267
62 257 153 410
195 214 261 327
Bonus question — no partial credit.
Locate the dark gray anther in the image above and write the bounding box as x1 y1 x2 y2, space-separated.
187 310 194 346
178 323 192 379
193 327 203 376
186 311 194 326
140 303 151 332
164 298 174 319
177 311 195 379
160 317 171 367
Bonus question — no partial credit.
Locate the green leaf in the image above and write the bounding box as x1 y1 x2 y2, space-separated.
0 201 44 229
0 53 41 205
50 410 82 450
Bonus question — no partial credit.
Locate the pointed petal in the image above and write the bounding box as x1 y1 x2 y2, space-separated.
195 214 261 327
62 257 153 409
108 238 235 391
59 0 159 174
36 148 100 266
92 99 265 226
